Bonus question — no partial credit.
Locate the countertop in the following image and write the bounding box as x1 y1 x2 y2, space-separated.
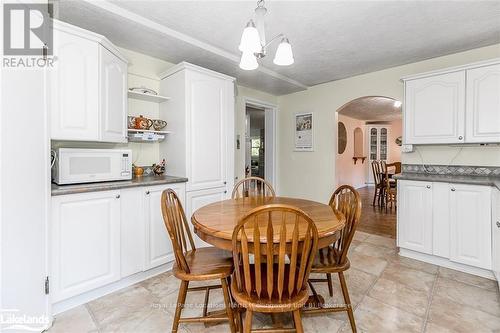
51 175 188 196
394 173 500 190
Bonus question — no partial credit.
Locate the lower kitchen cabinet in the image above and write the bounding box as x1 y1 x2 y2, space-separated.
144 183 186 270
493 190 500 282
186 187 228 248
398 180 494 275
397 180 433 254
51 182 187 305
449 184 492 269
120 188 145 277
51 190 121 302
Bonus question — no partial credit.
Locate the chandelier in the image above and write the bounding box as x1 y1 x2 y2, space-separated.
238 0 294 70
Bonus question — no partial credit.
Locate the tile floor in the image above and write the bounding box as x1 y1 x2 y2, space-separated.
47 232 500 333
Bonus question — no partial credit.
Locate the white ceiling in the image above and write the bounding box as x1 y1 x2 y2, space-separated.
57 0 500 95
338 96 401 122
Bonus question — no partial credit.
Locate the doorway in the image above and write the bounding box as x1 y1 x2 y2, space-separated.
244 99 276 188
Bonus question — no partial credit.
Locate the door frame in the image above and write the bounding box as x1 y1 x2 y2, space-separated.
243 97 278 191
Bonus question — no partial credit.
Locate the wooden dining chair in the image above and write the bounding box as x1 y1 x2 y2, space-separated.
161 189 236 333
384 163 399 210
371 161 384 206
232 176 275 199
231 204 319 333
304 185 362 333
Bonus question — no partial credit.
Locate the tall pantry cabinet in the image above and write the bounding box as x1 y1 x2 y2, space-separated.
159 63 235 247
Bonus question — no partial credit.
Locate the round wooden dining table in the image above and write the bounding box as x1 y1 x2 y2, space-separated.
191 196 346 251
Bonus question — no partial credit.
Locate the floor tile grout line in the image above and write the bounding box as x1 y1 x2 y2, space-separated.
420 267 440 333
84 303 102 333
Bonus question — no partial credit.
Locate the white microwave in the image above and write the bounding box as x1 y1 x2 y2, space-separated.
52 148 132 185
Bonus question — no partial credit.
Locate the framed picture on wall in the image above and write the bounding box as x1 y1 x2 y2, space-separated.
294 112 314 151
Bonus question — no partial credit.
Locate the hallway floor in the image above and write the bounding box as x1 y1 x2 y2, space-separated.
47 231 500 333
357 186 397 239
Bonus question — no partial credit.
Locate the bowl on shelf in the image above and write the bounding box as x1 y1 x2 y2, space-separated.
127 116 136 129
152 119 167 131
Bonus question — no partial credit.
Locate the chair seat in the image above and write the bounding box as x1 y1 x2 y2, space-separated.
230 264 310 313
173 247 233 281
310 247 350 273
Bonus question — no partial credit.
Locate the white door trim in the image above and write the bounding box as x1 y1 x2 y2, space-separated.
243 97 278 192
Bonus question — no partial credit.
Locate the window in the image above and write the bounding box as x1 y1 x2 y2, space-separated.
251 138 261 157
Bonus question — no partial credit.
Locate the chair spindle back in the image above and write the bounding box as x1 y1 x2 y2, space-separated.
231 177 275 199
231 204 318 302
328 185 362 265
161 189 196 274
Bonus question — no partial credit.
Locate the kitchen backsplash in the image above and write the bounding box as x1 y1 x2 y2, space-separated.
403 164 500 176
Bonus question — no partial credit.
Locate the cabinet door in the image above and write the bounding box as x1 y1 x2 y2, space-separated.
449 184 492 269
144 183 186 270
186 71 229 191
51 191 120 302
49 29 99 141
466 64 500 143
432 182 450 258
99 46 128 143
120 188 145 277
405 71 465 144
397 180 433 254
493 190 500 277
186 187 228 248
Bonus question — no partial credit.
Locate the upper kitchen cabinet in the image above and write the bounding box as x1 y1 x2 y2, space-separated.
49 20 128 143
402 59 500 144
404 71 465 144
465 63 500 143
159 62 235 192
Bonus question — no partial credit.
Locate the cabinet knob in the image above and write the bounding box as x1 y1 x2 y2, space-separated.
451 188 456 192
496 221 500 228
223 181 227 185
426 185 431 189
458 136 463 140
224 190 227 194
115 194 120 199
145 191 150 195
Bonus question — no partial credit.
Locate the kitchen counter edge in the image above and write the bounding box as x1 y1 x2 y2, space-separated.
393 173 500 190
51 175 189 196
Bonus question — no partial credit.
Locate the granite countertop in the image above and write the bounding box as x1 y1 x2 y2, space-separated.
51 175 188 196
394 173 500 190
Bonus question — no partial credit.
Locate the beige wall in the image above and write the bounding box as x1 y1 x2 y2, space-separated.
277 44 500 203
336 115 367 189
388 119 402 164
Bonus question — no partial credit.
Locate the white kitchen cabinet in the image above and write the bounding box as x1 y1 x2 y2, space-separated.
159 62 235 193
51 190 121 302
49 21 127 143
466 64 500 143
186 187 228 248
493 190 500 284
99 46 128 143
397 180 433 254
404 71 465 144
120 188 145 277
449 184 492 270
432 182 451 258
50 25 99 141
144 183 186 270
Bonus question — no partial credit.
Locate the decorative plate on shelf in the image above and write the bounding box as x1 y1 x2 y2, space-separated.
129 86 158 95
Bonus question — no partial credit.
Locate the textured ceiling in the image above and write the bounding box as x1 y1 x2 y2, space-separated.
56 1 500 95
338 96 401 122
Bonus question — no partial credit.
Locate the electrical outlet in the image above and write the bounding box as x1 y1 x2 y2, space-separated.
401 144 414 153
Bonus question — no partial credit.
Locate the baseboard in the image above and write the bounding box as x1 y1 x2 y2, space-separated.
354 184 367 190
398 248 496 280
52 263 173 315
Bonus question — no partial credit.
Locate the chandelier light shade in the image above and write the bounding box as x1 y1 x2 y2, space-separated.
273 38 294 66
238 20 261 53
239 51 259 70
238 0 294 70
